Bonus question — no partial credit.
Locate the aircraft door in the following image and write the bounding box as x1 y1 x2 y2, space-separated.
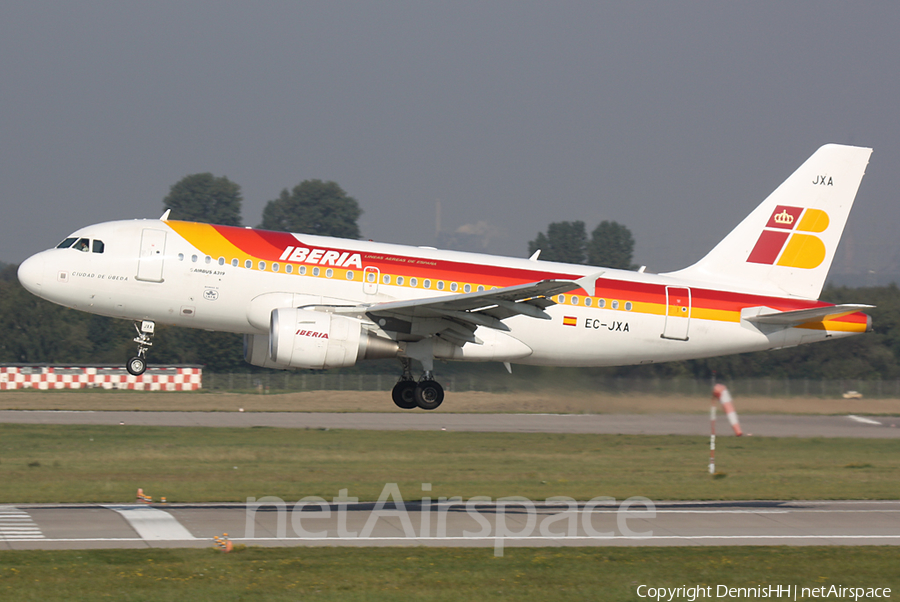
136 229 167 283
363 266 379 295
662 286 691 340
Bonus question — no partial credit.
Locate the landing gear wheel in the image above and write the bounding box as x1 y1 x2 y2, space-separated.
392 380 418 409
414 380 444 410
126 356 147 376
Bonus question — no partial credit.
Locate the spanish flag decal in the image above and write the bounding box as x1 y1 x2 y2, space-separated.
563 316 577 327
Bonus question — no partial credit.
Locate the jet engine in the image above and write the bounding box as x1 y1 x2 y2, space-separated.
244 308 399 370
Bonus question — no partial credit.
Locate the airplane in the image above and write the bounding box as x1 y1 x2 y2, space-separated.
17 144 874 410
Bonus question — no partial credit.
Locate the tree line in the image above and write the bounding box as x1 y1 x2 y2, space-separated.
0 172 895 380
163 173 362 238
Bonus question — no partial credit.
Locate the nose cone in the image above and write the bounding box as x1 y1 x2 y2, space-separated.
17 254 45 296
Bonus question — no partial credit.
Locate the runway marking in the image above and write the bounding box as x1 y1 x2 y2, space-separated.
578 509 900 514
233 535 900 542
0 506 44 540
848 415 882 425
104 505 196 541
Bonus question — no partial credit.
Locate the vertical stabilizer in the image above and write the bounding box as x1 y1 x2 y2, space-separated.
666 144 872 299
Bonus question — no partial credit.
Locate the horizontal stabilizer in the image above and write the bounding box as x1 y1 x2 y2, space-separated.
744 304 873 326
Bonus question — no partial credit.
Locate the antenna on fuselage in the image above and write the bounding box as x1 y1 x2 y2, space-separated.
160 209 171 221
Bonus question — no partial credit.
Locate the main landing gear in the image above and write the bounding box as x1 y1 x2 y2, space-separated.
391 359 445 410
126 320 155 376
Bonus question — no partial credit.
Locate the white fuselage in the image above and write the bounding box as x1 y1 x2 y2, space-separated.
16 218 868 369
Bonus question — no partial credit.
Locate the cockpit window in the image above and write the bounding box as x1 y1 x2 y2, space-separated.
57 237 77 249
75 238 90 252
92 240 105 254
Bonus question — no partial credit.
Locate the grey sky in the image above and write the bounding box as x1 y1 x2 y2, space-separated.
2 2 898 282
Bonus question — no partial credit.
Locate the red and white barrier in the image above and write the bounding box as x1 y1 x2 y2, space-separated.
0 365 202 391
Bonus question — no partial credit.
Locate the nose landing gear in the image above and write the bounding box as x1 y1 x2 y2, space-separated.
126 320 155 376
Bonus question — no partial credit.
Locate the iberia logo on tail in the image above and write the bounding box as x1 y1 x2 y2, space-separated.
747 205 830 269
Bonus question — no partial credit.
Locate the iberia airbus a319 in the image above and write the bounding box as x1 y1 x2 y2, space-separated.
17 144 874 409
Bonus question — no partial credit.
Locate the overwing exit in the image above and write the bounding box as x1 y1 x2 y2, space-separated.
17 144 874 409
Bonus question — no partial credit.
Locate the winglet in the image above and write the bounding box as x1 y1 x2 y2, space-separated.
575 271 604 297
160 209 171 221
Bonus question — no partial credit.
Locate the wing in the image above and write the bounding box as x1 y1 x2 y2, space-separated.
318 273 602 347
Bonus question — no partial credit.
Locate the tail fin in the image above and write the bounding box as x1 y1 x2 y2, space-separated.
666 144 872 299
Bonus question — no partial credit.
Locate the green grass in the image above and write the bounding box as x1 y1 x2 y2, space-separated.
0 547 898 601
0 425 898 502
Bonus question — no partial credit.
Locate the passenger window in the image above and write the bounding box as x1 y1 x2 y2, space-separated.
178 253 185 261
286 265 293 274
218 257 225 266
57 237 77 249
244 259 252 269
231 259 238 267
76 238 90 252
205 256 211 264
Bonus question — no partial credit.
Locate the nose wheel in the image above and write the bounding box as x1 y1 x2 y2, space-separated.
126 320 155 376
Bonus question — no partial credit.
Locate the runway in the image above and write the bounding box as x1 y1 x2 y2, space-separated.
0 410 898 437
2 500 898 551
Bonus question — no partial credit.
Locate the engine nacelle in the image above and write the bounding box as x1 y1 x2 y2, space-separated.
267 308 399 369
243 333 292 370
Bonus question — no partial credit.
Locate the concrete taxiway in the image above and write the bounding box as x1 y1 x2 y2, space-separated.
1 500 898 551
0 410 898 437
